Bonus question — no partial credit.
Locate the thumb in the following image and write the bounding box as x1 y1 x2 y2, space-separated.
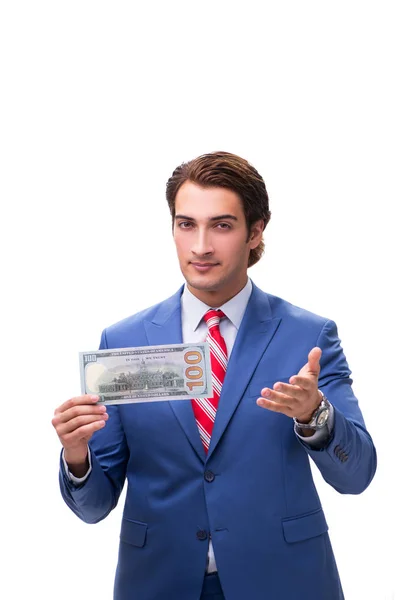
307 347 322 376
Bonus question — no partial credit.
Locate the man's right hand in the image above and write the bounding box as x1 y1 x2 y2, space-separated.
52 394 108 478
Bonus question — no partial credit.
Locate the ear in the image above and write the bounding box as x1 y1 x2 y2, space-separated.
249 219 265 249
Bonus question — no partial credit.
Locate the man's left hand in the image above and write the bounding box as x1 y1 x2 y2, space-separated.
256 347 322 422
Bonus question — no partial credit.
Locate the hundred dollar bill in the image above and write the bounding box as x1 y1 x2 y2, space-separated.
79 342 212 405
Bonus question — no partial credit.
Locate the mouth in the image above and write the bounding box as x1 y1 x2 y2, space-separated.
190 262 219 272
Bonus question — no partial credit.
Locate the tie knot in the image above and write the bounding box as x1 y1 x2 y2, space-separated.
203 309 226 329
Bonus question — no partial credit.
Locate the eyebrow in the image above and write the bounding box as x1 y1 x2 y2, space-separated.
175 214 238 222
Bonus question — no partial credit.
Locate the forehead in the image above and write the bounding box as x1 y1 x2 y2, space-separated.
175 181 245 219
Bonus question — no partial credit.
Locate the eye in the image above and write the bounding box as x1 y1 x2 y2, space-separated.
215 222 231 230
178 221 194 229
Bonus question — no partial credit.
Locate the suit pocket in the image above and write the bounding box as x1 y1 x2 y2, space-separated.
120 518 148 548
248 377 291 398
282 508 328 543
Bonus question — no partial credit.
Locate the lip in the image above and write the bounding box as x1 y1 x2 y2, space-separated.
190 262 219 272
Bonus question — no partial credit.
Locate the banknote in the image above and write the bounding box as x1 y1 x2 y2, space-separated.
79 342 212 405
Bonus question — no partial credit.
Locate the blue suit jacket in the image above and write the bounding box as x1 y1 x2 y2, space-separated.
60 284 377 600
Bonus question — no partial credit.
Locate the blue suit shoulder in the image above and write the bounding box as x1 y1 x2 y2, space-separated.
257 286 331 328
105 303 160 335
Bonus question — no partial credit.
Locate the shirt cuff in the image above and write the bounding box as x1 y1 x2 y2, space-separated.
62 447 92 485
294 404 335 448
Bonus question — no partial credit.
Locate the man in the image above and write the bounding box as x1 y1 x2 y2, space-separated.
53 151 377 600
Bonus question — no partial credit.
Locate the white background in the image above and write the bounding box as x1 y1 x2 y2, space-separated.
1 1 399 599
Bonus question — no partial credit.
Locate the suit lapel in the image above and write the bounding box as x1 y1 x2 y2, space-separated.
143 287 206 462
207 285 281 459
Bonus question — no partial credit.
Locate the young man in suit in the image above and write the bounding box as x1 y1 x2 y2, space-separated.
53 151 377 600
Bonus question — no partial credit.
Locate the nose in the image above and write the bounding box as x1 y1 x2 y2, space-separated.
191 228 214 256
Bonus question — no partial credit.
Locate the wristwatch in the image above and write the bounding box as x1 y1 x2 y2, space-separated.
293 391 330 429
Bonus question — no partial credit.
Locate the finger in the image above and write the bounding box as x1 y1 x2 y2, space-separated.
53 403 107 425
60 420 107 445
272 382 303 399
54 394 100 416
56 413 109 437
256 397 294 416
259 387 296 409
288 375 314 390
307 347 322 376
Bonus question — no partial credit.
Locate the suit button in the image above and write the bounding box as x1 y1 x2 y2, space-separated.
334 445 344 458
204 470 215 483
196 530 208 541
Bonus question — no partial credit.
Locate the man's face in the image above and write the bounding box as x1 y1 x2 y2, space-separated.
173 181 263 305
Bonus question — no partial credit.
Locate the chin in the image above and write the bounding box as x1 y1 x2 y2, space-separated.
186 278 219 291
184 273 222 292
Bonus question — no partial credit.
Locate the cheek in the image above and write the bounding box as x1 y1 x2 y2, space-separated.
219 235 248 260
174 234 189 259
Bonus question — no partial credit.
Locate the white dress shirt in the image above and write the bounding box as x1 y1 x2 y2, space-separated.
181 278 253 359
65 278 334 573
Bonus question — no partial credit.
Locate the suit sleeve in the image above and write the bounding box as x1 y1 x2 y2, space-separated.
58 329 129 523
297 319 377 494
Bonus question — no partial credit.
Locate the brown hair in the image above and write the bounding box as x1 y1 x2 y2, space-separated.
166 151 271 267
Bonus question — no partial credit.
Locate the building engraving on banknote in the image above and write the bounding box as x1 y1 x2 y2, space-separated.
97 358 184 393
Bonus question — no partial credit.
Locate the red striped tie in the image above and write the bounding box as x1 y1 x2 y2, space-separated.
192 309 228 453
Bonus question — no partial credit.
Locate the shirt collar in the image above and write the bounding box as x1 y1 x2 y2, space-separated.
181 278 253 332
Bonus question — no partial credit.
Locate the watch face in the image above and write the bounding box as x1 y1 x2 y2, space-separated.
316 409 329 427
